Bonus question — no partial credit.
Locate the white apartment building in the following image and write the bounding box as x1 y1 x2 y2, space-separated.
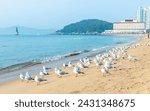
136 6 150 30
114 21 145 30
137 7 144 22
103 20 146 34
145 7 150 29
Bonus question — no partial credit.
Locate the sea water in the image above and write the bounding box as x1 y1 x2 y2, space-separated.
0 35 141 70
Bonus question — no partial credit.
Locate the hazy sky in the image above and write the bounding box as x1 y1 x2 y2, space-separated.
0 0 149 29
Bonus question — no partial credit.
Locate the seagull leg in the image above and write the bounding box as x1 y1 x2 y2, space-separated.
59 75 62 78
37 82 40 86
75 74 78 77
103 73 106 77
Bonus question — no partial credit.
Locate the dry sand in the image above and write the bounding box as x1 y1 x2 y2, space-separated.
0 38 150 94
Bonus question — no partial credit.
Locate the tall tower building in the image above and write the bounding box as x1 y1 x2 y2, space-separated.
137 7 144 22
143 8 147 22
145 7 150 29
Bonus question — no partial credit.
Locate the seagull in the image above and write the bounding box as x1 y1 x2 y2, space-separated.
101 67 109 77
83 57 89 63
43 69 48 75
55 67 59 71
128 55 137 61
68 62 72 67
54 67 58 73
78 63 85 68
122 52 128 58
86 61 91 66
73 66 80 77
19 73 24 82
63 63 68 67
136 43 141 47
117 54 122 59
93 58 98 63
25 72 33 82
104 63 113 69
57 69 66 75
109 57 116 61
43 66 48 75
55 68 66 77
96 61 103 66
96 56 100 61
34 75 46 85
40 71 44 77
43 66 46 71
80 59 84 63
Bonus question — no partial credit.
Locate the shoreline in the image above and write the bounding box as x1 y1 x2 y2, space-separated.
0 38 150 94
0 37 150 93
0 36 142 84
56 33 149 37
0 38 143 84
0 45 114 83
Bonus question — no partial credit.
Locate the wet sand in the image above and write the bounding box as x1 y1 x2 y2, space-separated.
0 38 150 94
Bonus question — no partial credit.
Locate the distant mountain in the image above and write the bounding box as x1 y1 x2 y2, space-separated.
56 19 113 34
0 26 55 35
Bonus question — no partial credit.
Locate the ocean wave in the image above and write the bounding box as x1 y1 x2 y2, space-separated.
39 46 113 64
39 51 83 64
64 51 82 57
0 61 41 74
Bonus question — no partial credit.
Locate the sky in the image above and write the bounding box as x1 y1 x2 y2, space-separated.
0 0 150 30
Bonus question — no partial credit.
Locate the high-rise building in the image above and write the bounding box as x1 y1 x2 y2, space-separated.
137 7 144 22
143 8 147 23
145 7 150 29
137 6 150 29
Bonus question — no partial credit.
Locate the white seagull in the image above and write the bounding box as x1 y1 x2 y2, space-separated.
43 66 48 75
63 63 68 67
25 72 33 82
34 75 46 85
78 63 86 68
128 55 137 61
73 66 80 77
19 73 24 82
96 61 103 66
101 67 109 76
55 68 66 77
68 62 72 67
40 71 44 77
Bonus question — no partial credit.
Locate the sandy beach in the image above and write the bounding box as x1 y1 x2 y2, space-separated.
0 37 150 94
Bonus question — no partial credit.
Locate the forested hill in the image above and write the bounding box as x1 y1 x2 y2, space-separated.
56 19 113 34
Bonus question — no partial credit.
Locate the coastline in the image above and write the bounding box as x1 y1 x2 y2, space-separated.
0 45 114 83
101 33 148 37
0 36 150 94
0 36 142 83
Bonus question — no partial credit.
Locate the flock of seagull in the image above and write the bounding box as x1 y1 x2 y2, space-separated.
19 42 150 85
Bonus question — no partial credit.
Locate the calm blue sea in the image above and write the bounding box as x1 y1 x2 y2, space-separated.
0 35 141 69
